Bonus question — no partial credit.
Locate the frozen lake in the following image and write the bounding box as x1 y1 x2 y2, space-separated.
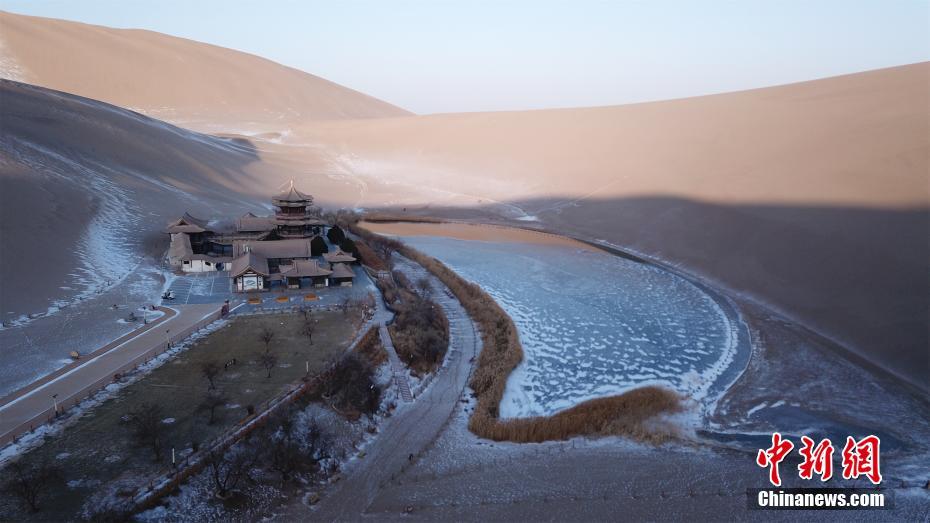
396 234 749 418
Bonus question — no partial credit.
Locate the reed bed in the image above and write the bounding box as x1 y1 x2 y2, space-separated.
350 220 682 443
353 325 387 367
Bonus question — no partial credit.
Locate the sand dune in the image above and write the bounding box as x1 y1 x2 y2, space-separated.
0 79 266 322
294 64 929 389
0 11 409 133
300 63 928 210
1 11 925 389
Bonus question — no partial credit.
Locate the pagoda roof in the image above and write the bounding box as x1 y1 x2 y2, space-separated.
272 181 313 204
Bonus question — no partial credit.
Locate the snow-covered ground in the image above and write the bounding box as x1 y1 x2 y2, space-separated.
398 237 749 419
0 318 229 466
0 262 172 397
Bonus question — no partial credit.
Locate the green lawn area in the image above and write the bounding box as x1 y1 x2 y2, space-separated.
0 309 362 521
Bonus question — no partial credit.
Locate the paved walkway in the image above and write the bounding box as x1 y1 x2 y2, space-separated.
0 307 177 408
293 257 479 520
0 303 222 446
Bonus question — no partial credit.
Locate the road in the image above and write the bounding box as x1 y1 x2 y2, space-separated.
0 303 222 446
292 258 479 519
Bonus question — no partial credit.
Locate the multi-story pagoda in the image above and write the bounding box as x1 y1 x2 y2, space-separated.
272 181 324 238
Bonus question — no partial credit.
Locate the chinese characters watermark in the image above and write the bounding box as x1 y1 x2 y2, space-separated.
756 433 881 486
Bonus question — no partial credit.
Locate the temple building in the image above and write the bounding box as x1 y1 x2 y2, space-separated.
165 182 356 290
272 183 325 238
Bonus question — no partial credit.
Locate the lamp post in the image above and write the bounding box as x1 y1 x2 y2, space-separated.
165 328 171 349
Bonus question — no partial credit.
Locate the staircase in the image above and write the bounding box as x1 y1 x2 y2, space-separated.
379 324 413 402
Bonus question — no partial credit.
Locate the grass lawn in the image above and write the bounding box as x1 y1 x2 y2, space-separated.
0 309 361 520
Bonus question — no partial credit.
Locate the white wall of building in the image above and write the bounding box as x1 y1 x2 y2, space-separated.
182 259 220 273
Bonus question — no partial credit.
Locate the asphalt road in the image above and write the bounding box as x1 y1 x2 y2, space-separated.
0 303 221 446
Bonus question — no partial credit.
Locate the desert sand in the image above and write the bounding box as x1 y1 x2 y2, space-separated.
359 221 598 252
0 10 926 390
0 11 409 133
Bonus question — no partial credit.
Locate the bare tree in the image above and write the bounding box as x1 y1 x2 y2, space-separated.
372 241 393 264
200 361 220 390
126 403 166 462
259 352 278 379
306 416 331 461
206 443 260 499
340 296 352 316
259 327 275 353
199 390 228 425
265 414 302 486
301 310 316 345
3 462 58 513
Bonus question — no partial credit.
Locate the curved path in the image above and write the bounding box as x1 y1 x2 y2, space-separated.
292 258 479 519
0 303 221 446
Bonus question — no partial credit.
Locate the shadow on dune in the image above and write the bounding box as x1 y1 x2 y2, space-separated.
0 80 270 320
385 196 930 393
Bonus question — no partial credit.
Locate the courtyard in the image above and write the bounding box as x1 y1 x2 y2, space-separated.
164 264 376 310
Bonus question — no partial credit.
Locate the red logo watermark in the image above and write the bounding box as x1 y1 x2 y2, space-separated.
756 433 881 487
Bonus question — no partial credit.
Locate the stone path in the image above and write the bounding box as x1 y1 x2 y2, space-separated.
290 257 479 520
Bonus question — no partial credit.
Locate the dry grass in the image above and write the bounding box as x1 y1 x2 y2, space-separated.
355 240 389 271
353 325 387 367
470 386 682 443
352 220 683 443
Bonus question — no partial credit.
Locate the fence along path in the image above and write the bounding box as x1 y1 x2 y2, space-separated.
0 303 223 447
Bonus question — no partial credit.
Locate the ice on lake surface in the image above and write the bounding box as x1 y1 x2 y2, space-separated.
400 236 741 418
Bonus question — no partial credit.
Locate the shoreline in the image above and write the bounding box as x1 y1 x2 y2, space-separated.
359 216 926 402
360 217 754 413
355 221 689 443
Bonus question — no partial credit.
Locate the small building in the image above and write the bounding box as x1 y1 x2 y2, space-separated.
278 259 332 289
330 263 355 287
233 238 315 273
165 212 213 265
230 252 270 292
323 250 357 264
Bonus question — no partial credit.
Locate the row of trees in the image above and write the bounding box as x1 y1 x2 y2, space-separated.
205 405 335 499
